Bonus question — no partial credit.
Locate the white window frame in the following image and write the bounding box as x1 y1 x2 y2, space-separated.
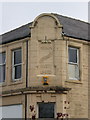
68 47 79 80
0 52 6 83
12 48 22 81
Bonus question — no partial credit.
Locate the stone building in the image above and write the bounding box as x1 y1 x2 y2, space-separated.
0 13 89 119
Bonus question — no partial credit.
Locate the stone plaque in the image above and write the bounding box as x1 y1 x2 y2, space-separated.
39 43 54 75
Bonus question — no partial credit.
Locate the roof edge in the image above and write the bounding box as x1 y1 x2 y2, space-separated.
30 13 62 28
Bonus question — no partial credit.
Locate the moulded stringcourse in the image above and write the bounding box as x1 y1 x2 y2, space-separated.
1 86 71 96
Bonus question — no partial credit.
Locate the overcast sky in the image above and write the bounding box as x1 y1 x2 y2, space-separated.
0 1 89 35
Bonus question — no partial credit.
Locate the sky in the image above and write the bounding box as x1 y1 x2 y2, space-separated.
0 0 89 118
0 1 89 34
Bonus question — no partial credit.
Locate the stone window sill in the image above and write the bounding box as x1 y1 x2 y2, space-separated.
65 80 82 84
0 82 7 87
8 80 23 86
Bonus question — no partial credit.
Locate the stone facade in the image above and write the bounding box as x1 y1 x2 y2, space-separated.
0 13 89 119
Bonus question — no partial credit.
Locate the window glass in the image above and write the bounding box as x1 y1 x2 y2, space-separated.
38 103 55 118
15 65 22 79
14 49 22 64
0 52 6 83
68 47 79 80
68 64 79 80
12 48 22 80
69 47 77 63
0 52 6 64
1 104 22 118
0 65 5 82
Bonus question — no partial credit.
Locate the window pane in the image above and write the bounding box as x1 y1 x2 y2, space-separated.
69 47 77 63
0 52 6 64
69 64 79 79
38 103 54 118
0 65 5 82
14 65 21 79
14 49 22 64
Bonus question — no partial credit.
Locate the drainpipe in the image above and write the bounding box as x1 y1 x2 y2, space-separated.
25 94 27 120
25 39 29 120
26 40 28 88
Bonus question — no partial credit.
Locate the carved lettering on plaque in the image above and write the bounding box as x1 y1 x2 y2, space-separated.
39 43 54 75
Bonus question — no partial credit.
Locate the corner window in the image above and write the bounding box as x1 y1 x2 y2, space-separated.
0 52 6 83
68 47 79 80
12 48 22 81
